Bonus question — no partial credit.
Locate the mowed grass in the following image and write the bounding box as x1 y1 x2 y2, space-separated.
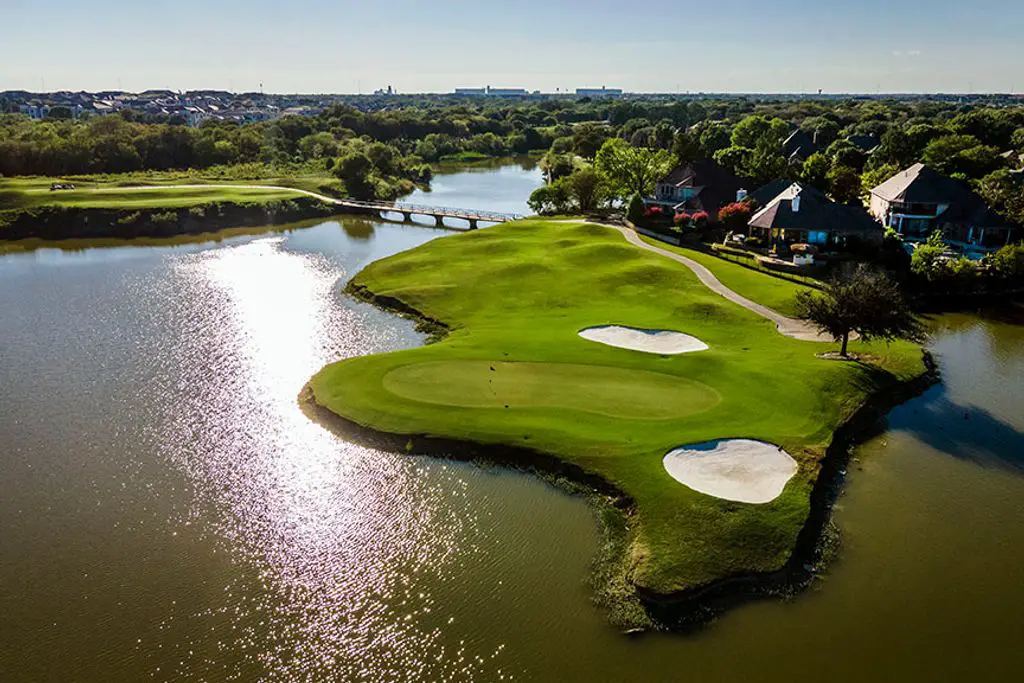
639 236 814 317
0 172 341 211
308 218 926 594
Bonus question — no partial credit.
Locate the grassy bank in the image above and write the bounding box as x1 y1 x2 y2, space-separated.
306 218 927 603
639 236 815 318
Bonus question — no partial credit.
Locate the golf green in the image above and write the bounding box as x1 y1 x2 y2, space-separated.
306 218 928 604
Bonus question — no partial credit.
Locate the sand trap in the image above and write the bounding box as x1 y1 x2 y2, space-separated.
663 439 798 504
579 325 708 355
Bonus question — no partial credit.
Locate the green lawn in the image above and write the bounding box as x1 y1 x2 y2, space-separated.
308 218 926 597
0 169 343 211
639 236 814 317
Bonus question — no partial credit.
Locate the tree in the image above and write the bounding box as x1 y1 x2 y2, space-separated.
1012 128 1024 154
567 167 606 212
334 151 375 199
801 152 832 191
671 130 701 164
795 265 923 356
697 121 731 157
922 134 1001 178
626 193 645 224
571 122 608 159
827 165 862 203
594 138 673 198
528 180 572 214
861 163 900 197
717 202 753 233
988 242 1024 282
712 146 752 176
45 106 73 120
872 128 916 169
800 116 840 147
978 169 1024 226
730 115 788 149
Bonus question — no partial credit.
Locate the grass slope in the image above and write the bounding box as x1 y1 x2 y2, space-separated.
308 218 926 596
639 236 814 317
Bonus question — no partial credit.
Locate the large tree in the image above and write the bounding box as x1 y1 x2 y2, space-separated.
795 265 923 356
594 138 673 198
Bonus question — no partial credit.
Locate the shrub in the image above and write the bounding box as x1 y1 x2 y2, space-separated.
626 193 645 224
744 236 763 248
673 211 691 226
188 205 206 219
150 210 178 225
116 211 142 226
718 202 753 231
691 211 709 228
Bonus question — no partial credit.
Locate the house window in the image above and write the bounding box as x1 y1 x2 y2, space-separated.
808 230 829 245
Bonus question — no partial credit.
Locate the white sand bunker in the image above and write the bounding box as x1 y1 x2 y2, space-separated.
663 439 798 504
579 325 708 355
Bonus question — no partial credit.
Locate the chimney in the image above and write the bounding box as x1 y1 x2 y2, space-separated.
737 189 748 202
792 195 801 213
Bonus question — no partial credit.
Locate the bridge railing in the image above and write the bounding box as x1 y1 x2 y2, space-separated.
337 198 524 222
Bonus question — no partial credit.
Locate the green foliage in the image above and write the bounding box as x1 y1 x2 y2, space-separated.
910 231 951 278
571 122 609 159
923 134 1002 178
594 138 673 199
671 130 701 164
527 179 572 215
827 165 863 203
801 152 832 191
626 193 645 224
796 264 923 355
988 242 1024 281
150 210 178 225
977 169 1024 226
567 166 607 212
861 163 901 197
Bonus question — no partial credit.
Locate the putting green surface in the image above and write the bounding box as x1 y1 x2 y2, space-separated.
308 218 927 595
383 360 720 419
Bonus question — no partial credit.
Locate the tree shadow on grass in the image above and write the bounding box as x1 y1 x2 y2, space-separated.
888 384 1024 475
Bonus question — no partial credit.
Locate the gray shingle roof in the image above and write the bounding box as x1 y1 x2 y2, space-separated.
748 182 880 235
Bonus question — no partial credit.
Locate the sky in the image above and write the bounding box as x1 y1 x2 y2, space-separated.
2 0 1023 94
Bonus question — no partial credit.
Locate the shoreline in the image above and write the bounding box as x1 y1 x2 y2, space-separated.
303 280 939 632
0 196 340 243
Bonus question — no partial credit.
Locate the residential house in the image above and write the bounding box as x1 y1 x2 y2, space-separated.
748 182 882 250
649 159 747 220
868 163 1014 254
847 134 880 154
781 129 820 165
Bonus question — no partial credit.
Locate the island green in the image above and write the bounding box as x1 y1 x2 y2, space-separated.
306 218 927 608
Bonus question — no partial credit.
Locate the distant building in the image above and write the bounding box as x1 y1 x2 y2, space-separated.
453 86 528 97
781 129 820 165
575 87 623 98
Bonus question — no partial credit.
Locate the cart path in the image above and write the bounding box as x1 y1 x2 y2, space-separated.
607 223 836 342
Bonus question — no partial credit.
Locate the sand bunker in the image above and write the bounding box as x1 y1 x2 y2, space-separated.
662 439 798 504
579 325 708 355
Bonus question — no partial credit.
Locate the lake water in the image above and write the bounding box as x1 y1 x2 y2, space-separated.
2 161 1023 682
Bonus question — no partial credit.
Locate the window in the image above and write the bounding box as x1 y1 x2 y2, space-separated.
808 230 829 244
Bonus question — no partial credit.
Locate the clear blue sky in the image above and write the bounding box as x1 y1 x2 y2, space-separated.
3 0 1022 93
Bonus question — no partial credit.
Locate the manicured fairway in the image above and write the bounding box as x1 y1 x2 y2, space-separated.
308 218 927 596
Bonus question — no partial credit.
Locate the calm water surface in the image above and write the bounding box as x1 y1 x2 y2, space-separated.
2 162 1023 682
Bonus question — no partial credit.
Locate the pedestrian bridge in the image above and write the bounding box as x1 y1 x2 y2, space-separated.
337 199 524 229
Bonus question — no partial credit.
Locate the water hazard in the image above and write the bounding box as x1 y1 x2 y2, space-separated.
2 161 1023 681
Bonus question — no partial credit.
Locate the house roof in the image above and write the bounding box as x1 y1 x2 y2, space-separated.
847 134 880 153
870 163 1005 227
656 159 747 215
748 182 881 235
747 179 793 208
782 130 819 162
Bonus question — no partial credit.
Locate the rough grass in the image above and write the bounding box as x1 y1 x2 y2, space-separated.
308 218 927 596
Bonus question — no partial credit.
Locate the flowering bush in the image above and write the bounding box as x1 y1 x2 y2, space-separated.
643 205 664 218
718 202 753 231
691 211 710 227
673 211 691 225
